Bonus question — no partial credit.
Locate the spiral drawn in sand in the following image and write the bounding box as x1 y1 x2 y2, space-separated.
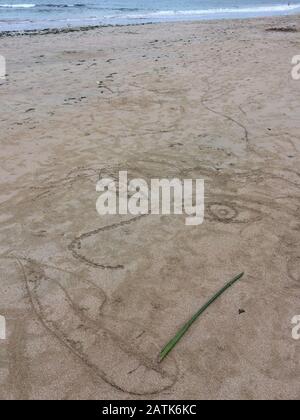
208 203 238 223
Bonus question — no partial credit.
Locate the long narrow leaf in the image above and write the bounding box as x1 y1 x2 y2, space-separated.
159 272 244 362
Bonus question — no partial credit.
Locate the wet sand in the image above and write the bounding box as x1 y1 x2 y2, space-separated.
0 15 299 400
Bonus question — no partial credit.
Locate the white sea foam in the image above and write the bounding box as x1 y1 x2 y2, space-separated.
0 3 36 8
124 4 300 20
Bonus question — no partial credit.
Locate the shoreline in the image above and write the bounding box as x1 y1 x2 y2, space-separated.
1 12 300 38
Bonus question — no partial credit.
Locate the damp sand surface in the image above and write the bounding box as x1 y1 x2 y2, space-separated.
0 15 300 399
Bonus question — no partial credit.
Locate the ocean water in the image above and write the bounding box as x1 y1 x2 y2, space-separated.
0 0 300 31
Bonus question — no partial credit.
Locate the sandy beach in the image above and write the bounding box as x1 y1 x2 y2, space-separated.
0 14 299 400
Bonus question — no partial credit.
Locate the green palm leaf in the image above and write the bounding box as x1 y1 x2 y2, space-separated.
159 272 244 362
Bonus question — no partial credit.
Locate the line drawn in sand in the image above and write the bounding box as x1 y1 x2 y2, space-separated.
12 257 178 396
68 214 147 270
4 165 298 395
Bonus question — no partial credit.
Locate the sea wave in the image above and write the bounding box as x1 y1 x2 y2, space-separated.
1 2 300 32
0 3 140 9
125 4 300 19
0 3 81 7
1 3 299 14
42 3 85 7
